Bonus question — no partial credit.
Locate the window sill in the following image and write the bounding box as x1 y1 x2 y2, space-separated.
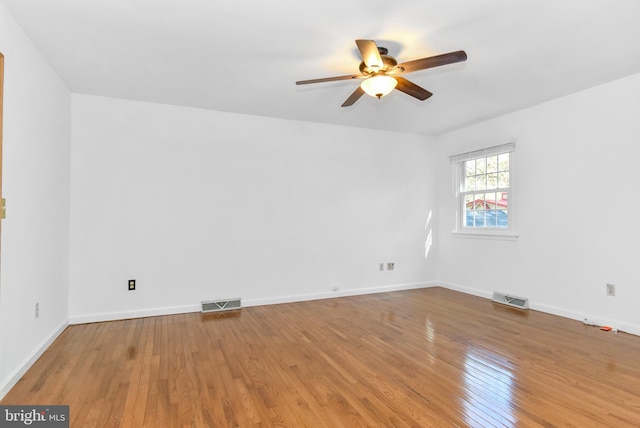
451 230 519 241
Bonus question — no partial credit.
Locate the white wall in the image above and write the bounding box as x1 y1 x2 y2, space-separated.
435 72 640 333
69 95 437 322
0 3 71 397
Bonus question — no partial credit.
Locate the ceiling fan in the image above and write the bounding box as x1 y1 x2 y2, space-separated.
296 39 467 107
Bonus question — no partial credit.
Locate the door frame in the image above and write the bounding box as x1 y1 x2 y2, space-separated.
0 52 4 257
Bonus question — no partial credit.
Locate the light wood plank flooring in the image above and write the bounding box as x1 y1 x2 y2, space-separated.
3 287 640 427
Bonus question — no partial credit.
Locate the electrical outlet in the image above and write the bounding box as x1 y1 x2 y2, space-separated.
128 279 136 291
387 262 395 271
379 263 384 271
606 283 615 297
35 302 39 319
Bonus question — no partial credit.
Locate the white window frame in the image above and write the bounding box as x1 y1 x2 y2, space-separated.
450 142 518 240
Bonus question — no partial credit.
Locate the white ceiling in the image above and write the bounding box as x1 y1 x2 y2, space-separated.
3 0 640 135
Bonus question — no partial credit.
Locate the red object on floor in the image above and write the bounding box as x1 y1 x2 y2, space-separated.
600 326 612 331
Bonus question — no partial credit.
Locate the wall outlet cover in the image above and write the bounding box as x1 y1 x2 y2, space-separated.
606 283 615 296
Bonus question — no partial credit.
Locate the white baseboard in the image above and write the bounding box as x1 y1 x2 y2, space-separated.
243 282 438 307
438 281 493 300
439 281 640 336
530 300 640 336
0 320 69 400
69 304 201 325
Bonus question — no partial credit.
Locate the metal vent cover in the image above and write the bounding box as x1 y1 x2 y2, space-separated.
201 298 241 313
491 291 529 309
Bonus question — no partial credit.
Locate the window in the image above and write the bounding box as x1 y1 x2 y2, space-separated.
450 142 516 238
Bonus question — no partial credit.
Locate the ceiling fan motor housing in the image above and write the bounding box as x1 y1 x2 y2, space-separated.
358 48 398 76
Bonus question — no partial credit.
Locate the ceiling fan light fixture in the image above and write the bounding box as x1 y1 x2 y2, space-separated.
360 74 397 99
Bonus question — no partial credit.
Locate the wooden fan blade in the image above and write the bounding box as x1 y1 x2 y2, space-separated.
296 75 360 85
355 39 383 69
341 86 365 107
396 50 467 74
394 77 433 101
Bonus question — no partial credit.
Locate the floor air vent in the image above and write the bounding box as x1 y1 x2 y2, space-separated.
492 292 529 309
201 298 241 313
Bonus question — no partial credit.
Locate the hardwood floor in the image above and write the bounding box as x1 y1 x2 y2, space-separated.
4 287 640 427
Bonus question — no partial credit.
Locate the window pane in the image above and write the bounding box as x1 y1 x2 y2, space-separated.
475 174 486 190
501 210 510 227
465 160 475 177
465 209 474 226
498 171 509 189
464 194 474 208
485 192 496 209
475 158 486 175
498 153 509 172
470 193 483 210
486 210 498 227
487 173 498 189
463 194 475 226
465 175 476 192
473 193 483 209
478 210 486 226
498 192 508 208
487 155 498 173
